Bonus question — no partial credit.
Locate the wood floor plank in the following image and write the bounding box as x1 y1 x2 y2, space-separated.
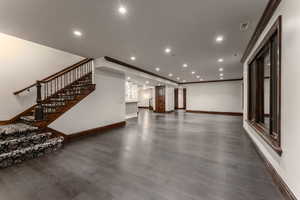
0 110 283 200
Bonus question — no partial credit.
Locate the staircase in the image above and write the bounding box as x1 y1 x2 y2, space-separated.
19 72 95 127
0 58 95 168
0 123 63 168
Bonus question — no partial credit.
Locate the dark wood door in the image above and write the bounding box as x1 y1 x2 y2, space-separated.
174 88 178 109
183 88 187 109
155 86 165 113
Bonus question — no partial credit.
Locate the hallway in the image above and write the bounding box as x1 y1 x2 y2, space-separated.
0 110 282 200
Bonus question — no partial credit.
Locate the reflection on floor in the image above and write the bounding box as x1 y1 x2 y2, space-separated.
0 110 283 200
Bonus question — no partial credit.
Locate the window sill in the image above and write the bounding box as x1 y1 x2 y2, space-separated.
246 120 282 156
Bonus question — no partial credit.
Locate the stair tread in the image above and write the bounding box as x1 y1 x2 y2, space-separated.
0 132 52 153
50 98 67 101
0 137 64 168
58 93 76 96
42 103 65 107
20 116 35 122
0 123 37 135
0 137 63 158
0 132 52 144
71 84 92 88
76 81 91 83
71 83 93 87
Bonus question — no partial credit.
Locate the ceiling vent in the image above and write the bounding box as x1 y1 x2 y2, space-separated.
240 22 250 32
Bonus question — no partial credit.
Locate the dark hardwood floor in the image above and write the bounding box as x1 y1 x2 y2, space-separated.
0 110 283 200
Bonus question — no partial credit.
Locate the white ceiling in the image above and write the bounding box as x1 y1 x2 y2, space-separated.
0 0 268 82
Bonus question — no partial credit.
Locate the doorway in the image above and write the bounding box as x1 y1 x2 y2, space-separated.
183 88 187 109
174 88 179 109
155 86 165 113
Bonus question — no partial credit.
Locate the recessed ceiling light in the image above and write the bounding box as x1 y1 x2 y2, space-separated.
155 67 160 72
165 47 171 54
146 81 149 84
118 5 127 15
196 75 200 79
177 77 180 80
73 30 82 37
216 35 224 43
200 78 204 81
183 80 186 83
168 73 173 77
219 68 224 72
218 58 224 63
220 73 224 76
192 71 195 74
127 77 131 80
220 77 224 80
183 64 188 68
130 56 136 61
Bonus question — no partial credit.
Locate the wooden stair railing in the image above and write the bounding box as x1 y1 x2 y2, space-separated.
14 58 93 95
14 58 94 121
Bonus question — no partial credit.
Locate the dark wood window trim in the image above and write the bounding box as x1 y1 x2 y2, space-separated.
247 16 282 155
246 121 282 155
241 0 282 63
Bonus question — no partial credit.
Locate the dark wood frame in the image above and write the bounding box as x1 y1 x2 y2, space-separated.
247 16 282 155
241 0 282 63
183 88 187 109
187 110 242 116
179 78 243 85
104 56 178 84
174 88 179 109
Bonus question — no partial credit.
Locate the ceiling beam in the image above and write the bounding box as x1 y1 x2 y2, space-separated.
179 78 243 85
104 56 179 84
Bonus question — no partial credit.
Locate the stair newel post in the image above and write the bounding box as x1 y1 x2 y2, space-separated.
35 80 44 121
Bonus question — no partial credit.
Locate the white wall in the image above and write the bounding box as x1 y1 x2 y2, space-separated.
0 33 83 120
178 88 184 109
49 68 125 135
126 102 138 119
185 81 242 113
165 87 175 112
138 88 153 107
243 0 300 198
152 88 156 111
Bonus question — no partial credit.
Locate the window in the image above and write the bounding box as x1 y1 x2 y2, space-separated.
247 16 282 154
